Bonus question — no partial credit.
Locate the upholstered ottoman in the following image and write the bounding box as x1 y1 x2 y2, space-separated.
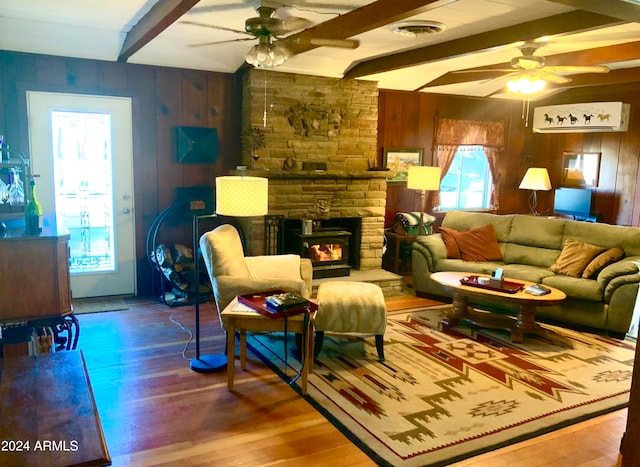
315 281 387 361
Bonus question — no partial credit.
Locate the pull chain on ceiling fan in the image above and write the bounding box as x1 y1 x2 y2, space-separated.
181 2 359 68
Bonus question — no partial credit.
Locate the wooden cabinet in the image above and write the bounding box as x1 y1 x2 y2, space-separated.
0 226 71 322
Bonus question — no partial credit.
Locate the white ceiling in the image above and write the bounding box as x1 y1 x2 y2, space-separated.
1 0 639 101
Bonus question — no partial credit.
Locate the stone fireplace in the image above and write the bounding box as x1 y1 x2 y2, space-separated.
237 70 386 271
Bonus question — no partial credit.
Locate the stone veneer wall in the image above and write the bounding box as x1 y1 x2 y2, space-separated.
240 70 386 269
241 69 379 170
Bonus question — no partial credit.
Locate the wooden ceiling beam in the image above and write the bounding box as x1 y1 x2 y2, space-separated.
343 10 623 79
546 0 640 22
118 0 201 62
418 41 640 90
280 0 456 56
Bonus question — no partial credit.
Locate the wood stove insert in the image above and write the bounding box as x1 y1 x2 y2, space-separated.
292 229 351 278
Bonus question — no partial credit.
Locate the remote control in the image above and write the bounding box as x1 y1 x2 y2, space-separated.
525 284 551 296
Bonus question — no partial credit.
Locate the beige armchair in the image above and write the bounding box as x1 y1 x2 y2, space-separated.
199 224 313 313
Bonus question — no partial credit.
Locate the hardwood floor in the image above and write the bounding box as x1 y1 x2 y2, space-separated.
75 294 627 466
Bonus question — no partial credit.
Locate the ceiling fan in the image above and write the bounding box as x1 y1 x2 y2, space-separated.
458 43 610 93
180 2 360 68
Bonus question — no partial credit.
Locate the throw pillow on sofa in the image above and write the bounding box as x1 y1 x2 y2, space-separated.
549 239 606 278
581 247 625 279
439 224 503 262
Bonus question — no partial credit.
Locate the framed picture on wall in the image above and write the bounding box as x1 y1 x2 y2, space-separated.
383 148 424 183
561 152 601 188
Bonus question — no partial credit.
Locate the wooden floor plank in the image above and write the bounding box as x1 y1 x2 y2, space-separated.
74 295 627 466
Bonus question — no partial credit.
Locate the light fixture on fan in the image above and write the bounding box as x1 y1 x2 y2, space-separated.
245 36 290 68
507 75 547 94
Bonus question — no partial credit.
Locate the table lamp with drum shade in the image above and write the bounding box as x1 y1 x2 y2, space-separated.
519 168 551 216
407 166 441 235
190 175 268 373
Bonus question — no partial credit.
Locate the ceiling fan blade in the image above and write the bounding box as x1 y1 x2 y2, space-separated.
536 72 572 84
452 68 514 73
309 38 360 49
179 20 250 37
272 17 314 36
543 65 609 74
188 38 256 48
481 71 520 85
187 3 253 14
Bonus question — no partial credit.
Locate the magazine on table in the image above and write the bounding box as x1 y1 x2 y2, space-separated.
265 292 310 312
237 290 315 319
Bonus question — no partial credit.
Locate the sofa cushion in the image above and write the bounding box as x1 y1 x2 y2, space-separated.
563 221 640 257
509 215 565 250
441 211 514 242
439 224 503 262
439 227 463 259
436 258 504 275
549 239 606 278
501 264 555 284
582 247 625 279
503 243 560 268
542 275 603 301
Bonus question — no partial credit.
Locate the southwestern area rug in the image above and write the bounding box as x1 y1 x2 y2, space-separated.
247 305 635 467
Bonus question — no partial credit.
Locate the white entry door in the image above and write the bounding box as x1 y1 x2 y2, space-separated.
27 91 136 298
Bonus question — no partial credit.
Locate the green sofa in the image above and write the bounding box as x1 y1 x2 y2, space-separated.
412 211 640 337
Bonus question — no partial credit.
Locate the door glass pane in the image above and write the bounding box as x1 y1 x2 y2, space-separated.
51 111 115 274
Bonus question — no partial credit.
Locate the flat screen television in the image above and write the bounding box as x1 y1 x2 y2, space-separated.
553 187 592 219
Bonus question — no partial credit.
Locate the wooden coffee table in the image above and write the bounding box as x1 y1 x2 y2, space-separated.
431 271 566 343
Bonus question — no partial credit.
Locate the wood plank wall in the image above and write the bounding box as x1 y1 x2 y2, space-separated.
378 82 640 228
0 51 242 297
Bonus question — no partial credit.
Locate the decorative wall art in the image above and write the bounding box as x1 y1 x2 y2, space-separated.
561 152 601 188
286 102 346 137
176 126 218 163
383 148 423 183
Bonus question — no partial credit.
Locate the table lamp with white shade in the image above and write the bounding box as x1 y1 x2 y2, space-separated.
407 166 441 236
519 168 552 216
190 175 268 373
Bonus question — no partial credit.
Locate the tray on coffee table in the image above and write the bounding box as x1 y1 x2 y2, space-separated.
459 275 524 294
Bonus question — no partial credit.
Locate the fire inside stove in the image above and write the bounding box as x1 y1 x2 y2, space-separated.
310 243 343 262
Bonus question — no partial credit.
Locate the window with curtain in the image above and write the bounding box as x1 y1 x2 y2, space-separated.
440 145 492 210
432 118 504 211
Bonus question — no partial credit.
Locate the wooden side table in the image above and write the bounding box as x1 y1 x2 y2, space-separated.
220 297 314 395
383 231 418 275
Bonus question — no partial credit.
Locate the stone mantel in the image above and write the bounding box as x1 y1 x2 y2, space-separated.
230 169 389 180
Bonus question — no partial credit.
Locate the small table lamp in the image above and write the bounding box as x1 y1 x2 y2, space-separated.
191 175 268 373
519 168 551 216
407 166 441 235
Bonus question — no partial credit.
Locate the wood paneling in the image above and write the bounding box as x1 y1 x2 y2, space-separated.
378 91 525 224
379 83 640 227
0 51 242 296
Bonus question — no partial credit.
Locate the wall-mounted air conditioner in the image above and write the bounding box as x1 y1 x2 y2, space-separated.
532 102 630 133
